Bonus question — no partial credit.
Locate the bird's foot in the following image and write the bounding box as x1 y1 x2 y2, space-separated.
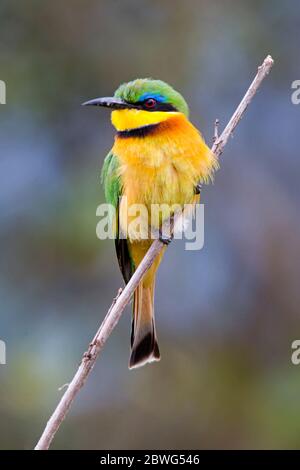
159 231 173 245
194 183 202 195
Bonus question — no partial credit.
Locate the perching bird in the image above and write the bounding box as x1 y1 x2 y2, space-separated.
83 79 218 369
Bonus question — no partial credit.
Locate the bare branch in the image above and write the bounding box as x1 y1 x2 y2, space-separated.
34 55 274 450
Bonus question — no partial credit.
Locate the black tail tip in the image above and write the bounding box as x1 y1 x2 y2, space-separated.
129 332 160 370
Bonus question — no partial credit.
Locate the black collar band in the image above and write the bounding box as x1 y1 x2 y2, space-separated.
117 123 160 138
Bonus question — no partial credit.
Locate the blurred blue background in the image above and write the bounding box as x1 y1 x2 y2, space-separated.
1 0 300 449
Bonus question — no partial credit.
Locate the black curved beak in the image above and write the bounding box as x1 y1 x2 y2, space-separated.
82 96 137 109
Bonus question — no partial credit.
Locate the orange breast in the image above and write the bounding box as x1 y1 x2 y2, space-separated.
112 114 218 236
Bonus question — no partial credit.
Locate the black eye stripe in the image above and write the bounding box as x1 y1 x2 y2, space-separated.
123 99 178 112
141 100 177 112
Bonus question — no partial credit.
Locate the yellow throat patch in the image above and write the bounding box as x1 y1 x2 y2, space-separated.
111 108 179 131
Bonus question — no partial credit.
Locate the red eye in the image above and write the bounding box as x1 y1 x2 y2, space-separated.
144 98 157 109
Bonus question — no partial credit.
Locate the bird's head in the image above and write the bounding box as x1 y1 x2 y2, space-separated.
83 78 189 132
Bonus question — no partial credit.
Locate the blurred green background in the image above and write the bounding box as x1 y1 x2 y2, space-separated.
1 0 300 450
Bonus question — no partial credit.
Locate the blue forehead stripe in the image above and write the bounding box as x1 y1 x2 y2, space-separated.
139 92 167 102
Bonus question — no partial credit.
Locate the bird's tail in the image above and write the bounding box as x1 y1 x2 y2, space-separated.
129 278 160 369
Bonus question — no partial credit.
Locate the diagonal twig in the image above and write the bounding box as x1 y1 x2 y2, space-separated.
34 55 274 450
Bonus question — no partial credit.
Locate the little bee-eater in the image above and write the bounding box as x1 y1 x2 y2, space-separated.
83 79 218 369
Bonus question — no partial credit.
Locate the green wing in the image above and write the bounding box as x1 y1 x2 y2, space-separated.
101 152 121 209
101 152 134 283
